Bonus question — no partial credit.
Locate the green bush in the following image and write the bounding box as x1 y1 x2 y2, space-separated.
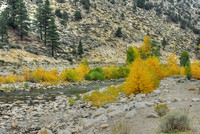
115 27 122 37
117 66 130 78
85 68 105 81
55 9 62 18
180 51 190 67
74 10 82 21
160 111 190 133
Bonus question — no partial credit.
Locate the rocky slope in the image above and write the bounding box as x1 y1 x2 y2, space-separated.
0 0 200 64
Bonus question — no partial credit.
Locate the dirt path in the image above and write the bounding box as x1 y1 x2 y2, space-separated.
93 77 200 134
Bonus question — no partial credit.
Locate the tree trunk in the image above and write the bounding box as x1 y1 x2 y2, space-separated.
52 46 54 57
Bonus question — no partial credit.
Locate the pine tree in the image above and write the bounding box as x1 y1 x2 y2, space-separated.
43 0 52 46
46 17 60 57
115 27 122 37
0 11 8 42
15 0 30 41
35 3 45 40
78 40 84 55
6 0 19 28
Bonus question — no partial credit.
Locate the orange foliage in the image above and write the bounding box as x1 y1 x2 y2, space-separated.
167 53 180 75
0 76 5 83
191 61 200 79
123 58 159 95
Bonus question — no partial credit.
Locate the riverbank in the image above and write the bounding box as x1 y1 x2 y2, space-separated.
0 76 199 134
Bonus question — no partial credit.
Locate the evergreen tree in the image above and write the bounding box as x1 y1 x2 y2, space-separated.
6 0 19 28
35 3 45 40
43 0 52 46
0 11 8 42
180 51 190 67
74 10 82 21
15 0 30 41
46 17 60 57
115 27 122 37
161 37 167 49
78 40 84 55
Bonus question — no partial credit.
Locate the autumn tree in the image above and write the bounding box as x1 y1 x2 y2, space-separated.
123 57 159 95
126 46 135 64
167 53 179 75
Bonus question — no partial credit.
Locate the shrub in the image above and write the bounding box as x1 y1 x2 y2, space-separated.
24 82 29 88
85 70 105 81
74 10 82 21
117 66 130 78
180 51 190 67
123 58 160 96
5 73 15 83
145 56 168 79
126 46 135 64
115 27 122 37
68 97 75 104
55 9 62 18
84 86 121 107
103 65 120 79
15 75 25 82
61 68 80 82
0 76 5 83
160 112 190 133
167 53 180 76
43 69 60 83
112 120 130 134
154 104 169 116
191 61 200 79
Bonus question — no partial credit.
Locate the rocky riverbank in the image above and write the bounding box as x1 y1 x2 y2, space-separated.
0 76 199 134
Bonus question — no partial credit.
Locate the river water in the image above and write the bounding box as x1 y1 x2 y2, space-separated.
0 80 124 103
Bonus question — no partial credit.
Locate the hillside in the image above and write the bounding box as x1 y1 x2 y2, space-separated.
0 0 200 64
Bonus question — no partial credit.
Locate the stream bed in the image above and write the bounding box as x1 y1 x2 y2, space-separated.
0 80 124 103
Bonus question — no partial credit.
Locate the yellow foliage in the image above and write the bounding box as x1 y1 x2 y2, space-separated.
43 69 60 83
123 58 159 96
31 68 45 83
140 44 152 58
15 75 25 82
23 68 31 81
0 76 5 83
5 73 16 83
133 46 141 58
145 56 168 79
144 36 151 45
167 53 180 75
84 86 121 107
102 65 120 79
191 61 200 79
180 66 186 75
76 64 90 80
61 68 80 82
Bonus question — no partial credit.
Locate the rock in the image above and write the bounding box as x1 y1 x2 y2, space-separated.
58 129 71 134
135 102 146 108
173 98 181 102
11 122 18 129
108 110 124 118
129 94 135 100
120 98 127 103
192 98 200 102
125 109 136 118
153 90 161 94
146 113 159 118
38 128 52 134
91 108 105 118
100 124 109 129
145 102 155 107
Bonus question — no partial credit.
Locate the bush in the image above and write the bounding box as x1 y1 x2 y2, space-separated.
126 46 135 64
167 53 180 76
61 68 80 82
154 104 169 116
5 73 15 83
115 27 122 37
103 65 120 79
160 112 190 133
117 66 130 78
85 70 105 81
84 86 121 107
123 58 160 96
191 61 200 79
74 10 82 21
180 51 190 67
55 9 62 18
